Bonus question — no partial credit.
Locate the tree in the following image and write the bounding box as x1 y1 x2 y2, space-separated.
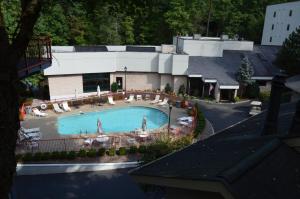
0 1 43 198
236 56 254 85
275 27 300 76
120 16 135 44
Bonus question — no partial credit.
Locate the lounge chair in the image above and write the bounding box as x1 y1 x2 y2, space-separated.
62 101 71 112
19 128 41 141
108 96 116 105
178 121 192 127
125 95 134 103
32 108 48 117
53 103 64 113
177 116 193 123
150 95 160 104
158 98 168 106
136 95 142 100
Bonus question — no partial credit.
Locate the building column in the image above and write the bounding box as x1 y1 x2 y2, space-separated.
234 89 238 98
214 85 220 102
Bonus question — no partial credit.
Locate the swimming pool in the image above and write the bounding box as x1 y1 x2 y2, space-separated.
57 106 168 135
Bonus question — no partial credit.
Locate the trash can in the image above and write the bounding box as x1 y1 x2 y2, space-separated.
176 101 181 108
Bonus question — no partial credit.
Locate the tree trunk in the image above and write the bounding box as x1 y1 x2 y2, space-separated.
0 64 20 198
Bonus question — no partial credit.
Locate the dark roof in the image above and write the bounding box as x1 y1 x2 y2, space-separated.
126 46 156 52
188 46 280 86
131 103 299 199
74 45 108 52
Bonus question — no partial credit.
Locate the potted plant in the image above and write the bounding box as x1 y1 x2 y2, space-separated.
181 94 189 108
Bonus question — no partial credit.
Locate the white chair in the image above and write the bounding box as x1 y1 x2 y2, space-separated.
177 116 193 123
62 101 71 112
150 95 160 104
53 103 64 113
108 96 115 105
125 95 134 103
32 108 47 117
158 98 168 106
136 95 142 100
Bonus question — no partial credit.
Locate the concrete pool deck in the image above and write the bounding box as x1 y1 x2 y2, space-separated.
21 100 189 140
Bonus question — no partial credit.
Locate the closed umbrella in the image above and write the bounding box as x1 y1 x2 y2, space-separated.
142 116 147 132
74 89 78 100
97 85 101 97
97 118 103 133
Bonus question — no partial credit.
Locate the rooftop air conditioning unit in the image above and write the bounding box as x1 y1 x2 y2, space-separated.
193 34 201 40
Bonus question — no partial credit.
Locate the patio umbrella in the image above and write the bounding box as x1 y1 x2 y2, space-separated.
141 116 147 132
74 89 78 100
97 85 101 97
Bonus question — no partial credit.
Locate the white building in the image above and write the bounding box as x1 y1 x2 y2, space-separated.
261 1 300 46
42 36 278 102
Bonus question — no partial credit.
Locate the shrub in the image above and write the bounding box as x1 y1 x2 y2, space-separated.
51 151 60 160
22 153 33 162
16 154 23 162
118 147 127 156
141 141 171 163
111 82 118 92
98 148 106 156
33 152 43 161
164 83 172 94
129 146 138 154
41 152 50 161
178 84 185 95
259 91 270 102
78 149 87 157
59 151 68 159
246 83 259 98
194 103 206 138
171 136 193 151
107 148 116 156
138 145 147 154
87 149 97 157
233 96 240 102
67 151 77 160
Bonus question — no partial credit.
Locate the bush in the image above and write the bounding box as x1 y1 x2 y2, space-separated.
33 152 43 161
246 83 259 99
98 148 106 156
107 148 116 156
194 103 206 138
59 151 68 159
141 141 171 163
118 147 127 156
164 83 172 94
16 154 23 162
233 96 240 102
259 91 270 102
41 152 50 161
87 149 97 157
78 149 87 157
138 145 147 154
129 146 138 154
51 151 61 160
111 82 118 92
67 151 77 160
22 153 33 162
178 84 185 95
171 136 193 151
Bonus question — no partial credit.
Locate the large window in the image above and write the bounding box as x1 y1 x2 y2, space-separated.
83 73 110 93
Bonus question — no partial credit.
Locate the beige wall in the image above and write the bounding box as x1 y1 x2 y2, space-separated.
48 75 83 100
160 75 174 91
173 76 187 94
111 72 161 91
259 81 272 92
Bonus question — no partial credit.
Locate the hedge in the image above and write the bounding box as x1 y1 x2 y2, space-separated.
194 103 206 138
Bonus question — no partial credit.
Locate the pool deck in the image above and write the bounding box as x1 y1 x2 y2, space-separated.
21 100 189 140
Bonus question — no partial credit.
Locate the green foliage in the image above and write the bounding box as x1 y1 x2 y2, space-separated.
236 56 254 86
194 103 206 138
67 151 77 160
233 96 240 103
178 84 185 95
78 149 87 157
259 91 270 102
107 148 116 156
246 83 259 99
50 151 60 160
164 83 173 94
98 148 106 156
87 149 97 157
276 27 300 75
111 82 118 92
138 145 147 154
118 147 127 156
129 146 138 154
22 153 33 162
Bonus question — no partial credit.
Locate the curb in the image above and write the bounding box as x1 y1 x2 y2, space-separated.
193 99 250 105
16 161 140 176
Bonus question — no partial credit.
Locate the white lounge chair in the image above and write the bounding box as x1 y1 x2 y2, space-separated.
177 116 193 123
158 98 168 106
20 127 40 134
53 103 64 113
62 101 71 112
178 121 192 127
150 95 160 104
32 108 48 117
136 95 142 100
108 96 115 105
125 95 134 103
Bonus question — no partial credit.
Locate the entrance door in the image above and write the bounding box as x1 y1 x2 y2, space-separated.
116 77 123 90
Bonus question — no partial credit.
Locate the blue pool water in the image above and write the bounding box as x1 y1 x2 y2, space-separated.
57 106 168 135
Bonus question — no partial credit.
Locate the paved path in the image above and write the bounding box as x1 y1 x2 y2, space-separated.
12 169 145 199
194 100 251 133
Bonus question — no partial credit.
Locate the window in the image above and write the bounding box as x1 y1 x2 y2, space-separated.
289 10 292 16
271 24 274 30
273 11 276 17
287 24 290 31
82 73 110 93
269 37 272 42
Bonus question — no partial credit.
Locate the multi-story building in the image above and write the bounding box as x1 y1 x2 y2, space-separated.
261 1 300 46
